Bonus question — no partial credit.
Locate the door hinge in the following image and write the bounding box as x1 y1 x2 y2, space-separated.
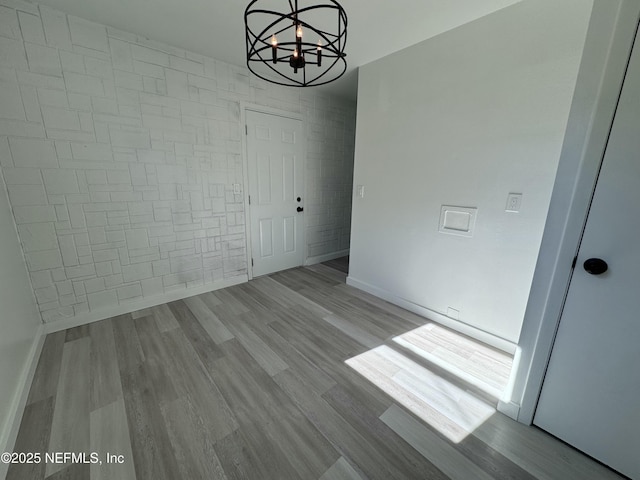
571 256 577 269
251 258 254 266
245 124 248 135
248 195 251 205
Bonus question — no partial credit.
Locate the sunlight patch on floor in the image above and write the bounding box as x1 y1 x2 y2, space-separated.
346 345 495 443
393 323 513 399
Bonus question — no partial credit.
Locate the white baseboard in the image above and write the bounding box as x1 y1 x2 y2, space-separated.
0 324 45 480
305 249 350 266
498 400 521 420
345 276 517 355
44 275 248 334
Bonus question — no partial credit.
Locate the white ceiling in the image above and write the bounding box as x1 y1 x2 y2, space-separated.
35 0 521 100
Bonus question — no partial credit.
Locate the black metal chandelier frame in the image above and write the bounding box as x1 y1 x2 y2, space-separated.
244 0 347 87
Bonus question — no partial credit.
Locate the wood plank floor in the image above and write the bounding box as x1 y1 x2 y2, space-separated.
7 259 624 480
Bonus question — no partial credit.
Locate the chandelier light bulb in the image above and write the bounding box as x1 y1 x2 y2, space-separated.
271 34 278 63
296 25 303 38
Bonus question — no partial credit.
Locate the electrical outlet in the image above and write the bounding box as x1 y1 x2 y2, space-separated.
506 193 522 213
233 183 241 195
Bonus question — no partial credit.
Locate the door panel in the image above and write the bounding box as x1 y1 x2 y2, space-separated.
283 155 295 201
258 219 273 258
257 154 272 204
534 26 640 480
247 110 304 277
283 216 296 253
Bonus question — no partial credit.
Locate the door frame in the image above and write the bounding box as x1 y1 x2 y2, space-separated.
240 103 306 280
506 1 640 425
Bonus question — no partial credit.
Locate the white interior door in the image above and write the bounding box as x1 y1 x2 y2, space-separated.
246 109 304 277
534 25 640 480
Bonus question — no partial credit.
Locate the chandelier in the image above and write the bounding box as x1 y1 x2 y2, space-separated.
244 0 347 87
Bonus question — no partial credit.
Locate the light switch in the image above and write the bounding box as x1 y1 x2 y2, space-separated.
233 183 241 195
356 185 365 198
506 193 522 213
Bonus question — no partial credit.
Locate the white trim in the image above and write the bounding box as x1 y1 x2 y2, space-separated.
304 248 350 266
240 102 307 279
0 325 45 480
511 1 640 425
497 400 521 420
241 103 304 123
240 104 253 281
43 275 248 334
346 276 517 355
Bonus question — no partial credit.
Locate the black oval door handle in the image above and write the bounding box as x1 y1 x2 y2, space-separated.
297 206 304 212
583 258 608 275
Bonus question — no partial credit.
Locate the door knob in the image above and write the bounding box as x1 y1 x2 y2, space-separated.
583 258 608 275
297 206 304 212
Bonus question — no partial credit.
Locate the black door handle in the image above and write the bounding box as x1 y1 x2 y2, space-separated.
297 206 304 212
583 258 608 275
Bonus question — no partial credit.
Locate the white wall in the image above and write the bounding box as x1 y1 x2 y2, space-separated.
0 167 42 468
348 0 593 344
0 0 355 326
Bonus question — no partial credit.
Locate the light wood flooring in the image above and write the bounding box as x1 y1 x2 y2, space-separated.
7 260 624 480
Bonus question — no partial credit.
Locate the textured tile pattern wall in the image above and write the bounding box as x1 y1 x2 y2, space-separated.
0 0 356 323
